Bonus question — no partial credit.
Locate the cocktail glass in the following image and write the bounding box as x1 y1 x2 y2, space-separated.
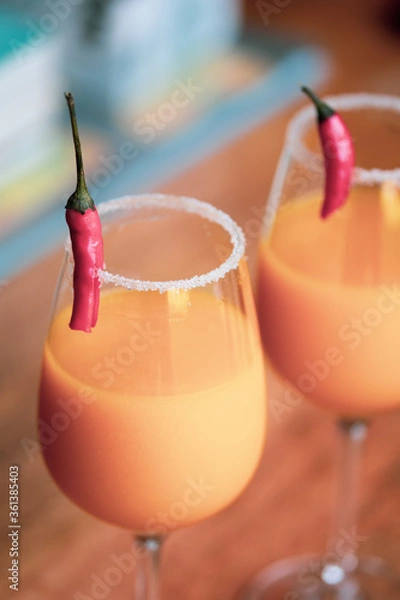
240 94 400 599
38 194 267 599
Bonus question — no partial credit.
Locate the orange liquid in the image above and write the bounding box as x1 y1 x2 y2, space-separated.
258 187 400 417
39 288 266 532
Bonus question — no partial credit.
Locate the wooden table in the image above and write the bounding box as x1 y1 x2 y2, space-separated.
2 1 400 598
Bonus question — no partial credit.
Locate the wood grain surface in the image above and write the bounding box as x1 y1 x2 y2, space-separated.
2 1 400 598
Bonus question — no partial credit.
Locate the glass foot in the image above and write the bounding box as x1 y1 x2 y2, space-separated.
236 554 400 600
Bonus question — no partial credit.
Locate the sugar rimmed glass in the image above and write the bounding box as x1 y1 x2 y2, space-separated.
38 194 267 599
239 94 400 599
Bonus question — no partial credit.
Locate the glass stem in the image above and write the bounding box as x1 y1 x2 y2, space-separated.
134 535 164 600
324 419 369 580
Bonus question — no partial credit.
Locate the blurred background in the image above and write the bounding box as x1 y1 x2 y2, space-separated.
2 0 400 279
1 2 400 599
0 0 330 279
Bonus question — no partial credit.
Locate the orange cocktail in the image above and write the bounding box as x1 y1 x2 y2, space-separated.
38 194 266 544
258 186 400 417
241 93 400 600
40 286 266 532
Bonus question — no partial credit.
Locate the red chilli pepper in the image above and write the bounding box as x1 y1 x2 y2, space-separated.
64 92 104 332
301 86 355 219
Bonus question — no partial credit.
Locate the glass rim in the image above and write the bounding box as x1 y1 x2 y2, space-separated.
66 194 246 293
287 92 400 184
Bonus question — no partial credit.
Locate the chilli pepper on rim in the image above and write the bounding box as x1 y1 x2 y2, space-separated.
301 86 355 219
64 92 104 333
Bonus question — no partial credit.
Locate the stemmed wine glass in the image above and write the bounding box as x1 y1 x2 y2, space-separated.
38 193 267 598
240 93 400 599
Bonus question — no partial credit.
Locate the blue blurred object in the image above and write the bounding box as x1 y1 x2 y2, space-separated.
62 0 242 129
0 1 331 280
0 8 61 186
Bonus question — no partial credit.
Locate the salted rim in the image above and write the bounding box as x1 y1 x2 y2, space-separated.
66 194 245 293
287 93 400 184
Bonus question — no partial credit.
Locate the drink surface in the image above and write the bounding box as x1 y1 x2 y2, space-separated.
39 287 266 532
258 186 400 416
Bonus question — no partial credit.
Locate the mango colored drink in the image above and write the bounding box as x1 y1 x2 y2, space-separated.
39 287 266 532
258 186 400 417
